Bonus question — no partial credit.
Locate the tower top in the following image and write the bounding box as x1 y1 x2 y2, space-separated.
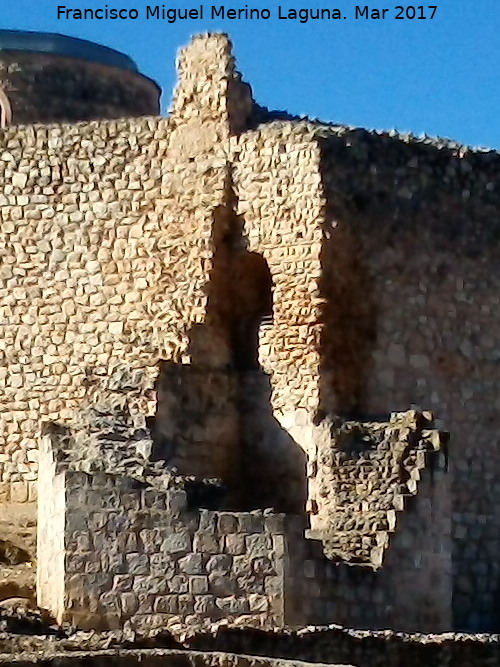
169 33 254 154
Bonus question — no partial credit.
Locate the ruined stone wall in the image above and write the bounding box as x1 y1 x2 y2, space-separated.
0 650 354 667
230 124 324 514
0 113 234 501
3 30 500 632
0 34 265 500
5 644 500 667
62 476 290 632
309 411 448 564
37 438 298 631
187 627 500 667
38 424 451 634
36 396 454 633
306 464 451 632
169 34 253 151
0 50 160 125
318 129 500 631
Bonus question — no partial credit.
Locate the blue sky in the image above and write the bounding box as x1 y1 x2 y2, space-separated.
3 1 500 149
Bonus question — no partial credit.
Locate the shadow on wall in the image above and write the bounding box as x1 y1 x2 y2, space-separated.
149 184 307 513
316 181 378 422
238 370 308 514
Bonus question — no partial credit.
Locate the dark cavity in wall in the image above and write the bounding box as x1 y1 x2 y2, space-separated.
229 250 273 370
151 173 307 513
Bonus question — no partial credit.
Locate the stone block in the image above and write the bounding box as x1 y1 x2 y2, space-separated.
133 576 167 595
10 481 28 503
153 595 178 613
107 513 131 532
272 535 286 557
193 595 216 615
99 591 121 614
167 490 188 514
178 553 205 574
137 594 156 614
87 513 107 531
238 514 265 534
215 596 249 614
178 594 195 613
206 554 232 573
85 573 113 591
264 514 286 534
193 534 220 554
168 574 189 593
209 573 237 596
225 534 246 555
125 553 149 575
150 553 176 574
142 489 167 510
248 593 269 612
237 574 264 594
245 534 272 557
189 575 209 594
92 531 111 552
105 552 127 574
66 554 87 574
252 557 276 576
125 533 139 552
161 531 192 554
264 576 283 597
113 575 134 592
199 510 218 533
217 513 239 533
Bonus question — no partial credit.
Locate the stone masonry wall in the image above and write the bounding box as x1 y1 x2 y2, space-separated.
63 475 290 632
0 43 330 508
0 115 173 500
187 627 500 667
37 435 296 632
36 394 451 634
4 31 500 632
302 462 451 633
5 644 500 667
318 129 500 630
0 35 263 501
0 50 160 125
0 650 354 667
309 410 448 565
231 125 324 513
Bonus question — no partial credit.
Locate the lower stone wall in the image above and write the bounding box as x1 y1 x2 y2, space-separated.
0 650 352 667
187 629 500 667
37 413 452 634
6 637 499 667
298 466 452 633
37 442 298 631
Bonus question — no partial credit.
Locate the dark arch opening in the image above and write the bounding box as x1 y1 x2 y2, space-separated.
228 251 273 371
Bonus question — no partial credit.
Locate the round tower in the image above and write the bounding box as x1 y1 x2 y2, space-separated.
0 29 160 126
